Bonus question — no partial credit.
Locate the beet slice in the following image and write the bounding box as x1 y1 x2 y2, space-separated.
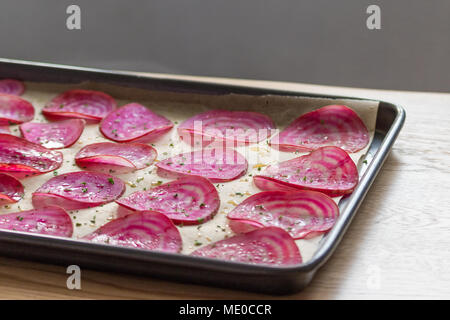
20 119 85 149
0 134 63 179
32 171 125 210
254 146 358 196
42 90 116 122
178 109 275 146
83 211 182 253
156 148 247 182
100 103 173 143
227 190 338 239
0 173 24 204
75 142 157 174
271 105 370 153
116 176 220 225
0 93 34 124
0 206 73 237
191 227 301 265
0 79 25 96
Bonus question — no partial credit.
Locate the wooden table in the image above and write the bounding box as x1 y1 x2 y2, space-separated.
1 74 449 299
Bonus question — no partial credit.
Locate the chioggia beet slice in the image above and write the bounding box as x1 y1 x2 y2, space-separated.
0 122 10 134
178 109 275 147
75 142 157 174
116 176 220 225
156 148 248 182
0 206 73 237
190 227 302 265
100 103 173 143
32 171 125 210
254 146 358 196
83 211 182 253
20 119 85 149
0 79 25 96
270 105 370 153
42 89 117 122
227 190 339 239
0 173 24 204
0 134 63 179
0 93 34 124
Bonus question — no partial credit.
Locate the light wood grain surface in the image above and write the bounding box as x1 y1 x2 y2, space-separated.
1 73 449 300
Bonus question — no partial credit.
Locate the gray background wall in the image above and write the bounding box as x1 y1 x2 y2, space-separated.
0 0 449 92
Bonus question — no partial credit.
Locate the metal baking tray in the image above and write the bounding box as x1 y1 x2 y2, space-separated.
0 58 405 295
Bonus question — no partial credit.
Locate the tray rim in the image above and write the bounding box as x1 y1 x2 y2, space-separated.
0 58 406 277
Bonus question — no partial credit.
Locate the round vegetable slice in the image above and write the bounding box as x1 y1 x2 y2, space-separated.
0 93 34 124
42 89 116 122
178 109 275 146
0 134 63 179
156 148 247 182
20 119 85 149
254 146 358 196
75 142 157 174
100 103 173 143
116 176 220 225
0 206 73 237
191 227 301 265
0 173 24 204
32 171 125 210
83 211 182 253
227 190 338 239
0 79 25 96
270 105 370 153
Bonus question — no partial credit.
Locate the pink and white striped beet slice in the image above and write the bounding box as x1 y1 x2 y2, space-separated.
0 173 24 204
100 103 173 143
227 190 338 239
0 79 25 96
75 142 157 174
178 109 275 146
32 171 125 210
20 119 85 149
271 105 370 153
254 146 358 196
190 227 302 265
83 211 182 253
156 148 248 182
0 134 63 179
116 176 220 225
43 89 116 122
0 93 34 124
0 206 73 237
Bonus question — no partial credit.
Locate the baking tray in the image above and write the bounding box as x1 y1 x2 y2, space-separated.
0 58 405 295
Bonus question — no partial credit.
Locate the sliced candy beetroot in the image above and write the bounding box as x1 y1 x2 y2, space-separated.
178 109 275 146
75 142 157 174
271 105 370 153
100 103 173 143
156 148 247 182
0 134 63 179
0 206 73 237
191 227 302 265
20 119 85 149
254 146 358 196
0 93 34 124
227 190 338 239
116 176 220 225
0 173 24 204
83 211 182 253
32 171 125 210
43 89 116 122
0 79 25 96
